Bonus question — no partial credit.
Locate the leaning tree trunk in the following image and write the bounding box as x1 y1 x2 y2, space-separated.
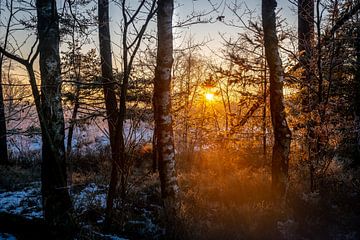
262 0 292 197
36 0 74 234
98 0 121 226
154 0 180 217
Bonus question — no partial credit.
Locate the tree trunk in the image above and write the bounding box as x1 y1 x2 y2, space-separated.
354 17 360 166
298 0 314 66
298 0 314 110
298 0 317 190
98 0 121 226
36 0 74 234
0 0 13 165
154 0 180 217
66 86 80 156
262 0 292 197
0 64 9 165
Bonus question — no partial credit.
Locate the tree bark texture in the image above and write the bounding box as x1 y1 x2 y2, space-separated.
262 0 292 197
298 0 314 110
154 0 180 215
0 61 8 165
36 0 74 233
98 0 122 225
0 0 13 165
354 20 360 165
298 0 314 64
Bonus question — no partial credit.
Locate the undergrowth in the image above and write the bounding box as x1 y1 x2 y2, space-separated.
1 143 360 240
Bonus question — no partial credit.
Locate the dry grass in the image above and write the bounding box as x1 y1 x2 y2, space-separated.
2 142 359 240
175 144 360 240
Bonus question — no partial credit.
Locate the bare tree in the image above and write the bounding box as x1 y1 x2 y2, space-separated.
298 0 314 108
154 0 180 220
262 0 292 197
101 0 157 225
98 0 119 226
36 0 75 234
0 0 14 165
0 0 75 235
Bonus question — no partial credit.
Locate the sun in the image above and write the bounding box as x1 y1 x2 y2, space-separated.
205 92 215 101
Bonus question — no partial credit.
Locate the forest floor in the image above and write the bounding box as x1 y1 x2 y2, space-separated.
1 121 360 239
1 145 360 240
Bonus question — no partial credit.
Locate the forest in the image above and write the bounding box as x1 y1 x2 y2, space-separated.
0 0 360 239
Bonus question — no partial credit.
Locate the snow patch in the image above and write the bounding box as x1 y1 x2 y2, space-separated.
0 183 42 219
0 233 17 240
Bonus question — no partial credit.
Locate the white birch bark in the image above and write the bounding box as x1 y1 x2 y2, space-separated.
154 0 180 216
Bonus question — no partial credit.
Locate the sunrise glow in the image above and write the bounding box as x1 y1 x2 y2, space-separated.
205 92 215 101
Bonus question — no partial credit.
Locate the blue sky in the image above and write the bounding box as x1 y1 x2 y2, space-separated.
169 0 297 58
0 0 298 74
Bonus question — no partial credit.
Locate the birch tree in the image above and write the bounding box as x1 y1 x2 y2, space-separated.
262 0 292 197
154 0 180 217
36 0 74 233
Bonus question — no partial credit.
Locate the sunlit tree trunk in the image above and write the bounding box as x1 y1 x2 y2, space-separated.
98 0 121 226
262 0 292 197
36 0 74 234
154 0 180 218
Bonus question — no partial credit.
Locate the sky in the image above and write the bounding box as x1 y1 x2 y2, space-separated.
0 0 299 76
170 0 297 56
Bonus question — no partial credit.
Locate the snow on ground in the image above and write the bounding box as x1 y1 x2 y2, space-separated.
7 117 153 158
0 184 126 239
2 113 155 239
73 183 107 214
0 182 42 219
0 233 16 240
0 183 108 220
0 183 159 239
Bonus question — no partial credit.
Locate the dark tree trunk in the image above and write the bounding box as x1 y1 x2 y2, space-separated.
36 0 74 234
262 0 292 197
98 0 121 226
66 85 80 158
102 0 156 226
298 0 314 110
298 0 314 63
298 0 317 190
0 0 13 165
154 0 180 217
66 23 81 160
354 18 360 165
0 66 8 165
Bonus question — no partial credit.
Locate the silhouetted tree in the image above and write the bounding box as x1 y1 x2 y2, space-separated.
262 0 292 197
36 0 74 234
98 0 119 226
